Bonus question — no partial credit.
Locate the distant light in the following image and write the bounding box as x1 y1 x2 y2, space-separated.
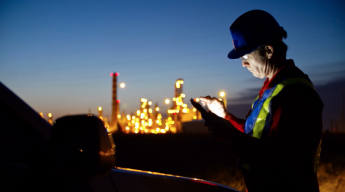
149 108 153 113
98 107 102 111
126 127 130 130
193 108 196 112
117 114 121 118
195 98 200 102
176 82 180 88
148 101 152 105
119 83 125 88
116 100 120 103
47 113 52 118
155 107 160 111
141 98 147 102
181 93 185 98
165 99 170 104
193 116 197 119
219 91 225 97
115 72 119 76
110 73 113 76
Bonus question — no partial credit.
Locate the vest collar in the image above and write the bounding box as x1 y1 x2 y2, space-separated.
258 60 306 98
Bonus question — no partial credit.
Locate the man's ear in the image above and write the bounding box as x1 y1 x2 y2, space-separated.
265 45 274 59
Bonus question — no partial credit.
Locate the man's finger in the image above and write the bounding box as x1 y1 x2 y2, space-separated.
199 98 209 102
211 97 219 100
200 96 212 100
199 97 211 106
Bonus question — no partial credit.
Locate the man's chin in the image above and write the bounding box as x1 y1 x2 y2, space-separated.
252 73 265 79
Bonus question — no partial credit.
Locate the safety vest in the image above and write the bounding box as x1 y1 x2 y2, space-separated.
241 77 321 173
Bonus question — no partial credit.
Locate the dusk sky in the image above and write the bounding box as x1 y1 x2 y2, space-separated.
1 0 344 129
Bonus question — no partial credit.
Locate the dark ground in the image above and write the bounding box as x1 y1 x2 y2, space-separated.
113 132 345 192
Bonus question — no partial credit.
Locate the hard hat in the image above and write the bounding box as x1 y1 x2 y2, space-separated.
228 10 284 59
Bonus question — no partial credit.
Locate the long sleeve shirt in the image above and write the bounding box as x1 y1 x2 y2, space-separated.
224 60 323 192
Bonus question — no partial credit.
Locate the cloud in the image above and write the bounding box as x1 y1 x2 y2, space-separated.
227 88 259 119
226 103 251 119
228 88 260 105
315 77 345 131
307 61 345 85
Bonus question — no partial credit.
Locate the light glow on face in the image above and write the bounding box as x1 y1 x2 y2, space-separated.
242 50 268 79
241 54 248 60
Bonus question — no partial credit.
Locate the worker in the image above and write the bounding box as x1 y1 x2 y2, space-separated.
198 10 323 192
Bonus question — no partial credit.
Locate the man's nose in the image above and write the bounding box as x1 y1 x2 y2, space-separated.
242 60 249 67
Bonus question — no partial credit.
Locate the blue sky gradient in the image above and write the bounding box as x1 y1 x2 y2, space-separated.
1 0 344 126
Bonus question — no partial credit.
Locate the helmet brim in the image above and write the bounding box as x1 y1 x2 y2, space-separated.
228 48 254 59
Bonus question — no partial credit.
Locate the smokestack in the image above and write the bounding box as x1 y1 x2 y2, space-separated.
111 72 119 132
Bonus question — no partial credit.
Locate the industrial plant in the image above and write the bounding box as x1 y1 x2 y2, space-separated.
105 73 204 134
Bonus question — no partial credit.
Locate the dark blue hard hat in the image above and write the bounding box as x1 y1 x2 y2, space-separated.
228 10 284 59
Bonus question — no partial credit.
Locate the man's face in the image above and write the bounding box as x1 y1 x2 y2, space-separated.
241 50 267 79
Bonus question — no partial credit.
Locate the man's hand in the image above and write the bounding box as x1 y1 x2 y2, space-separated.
199 96 227 118
190 97 238 140
205 115 237 140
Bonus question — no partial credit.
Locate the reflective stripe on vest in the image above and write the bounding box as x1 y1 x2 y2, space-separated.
246 77 314 139
241 77 315 171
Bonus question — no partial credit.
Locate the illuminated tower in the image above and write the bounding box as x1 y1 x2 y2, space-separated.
174 79 184 108
110 72 119 132
174 79 184 133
